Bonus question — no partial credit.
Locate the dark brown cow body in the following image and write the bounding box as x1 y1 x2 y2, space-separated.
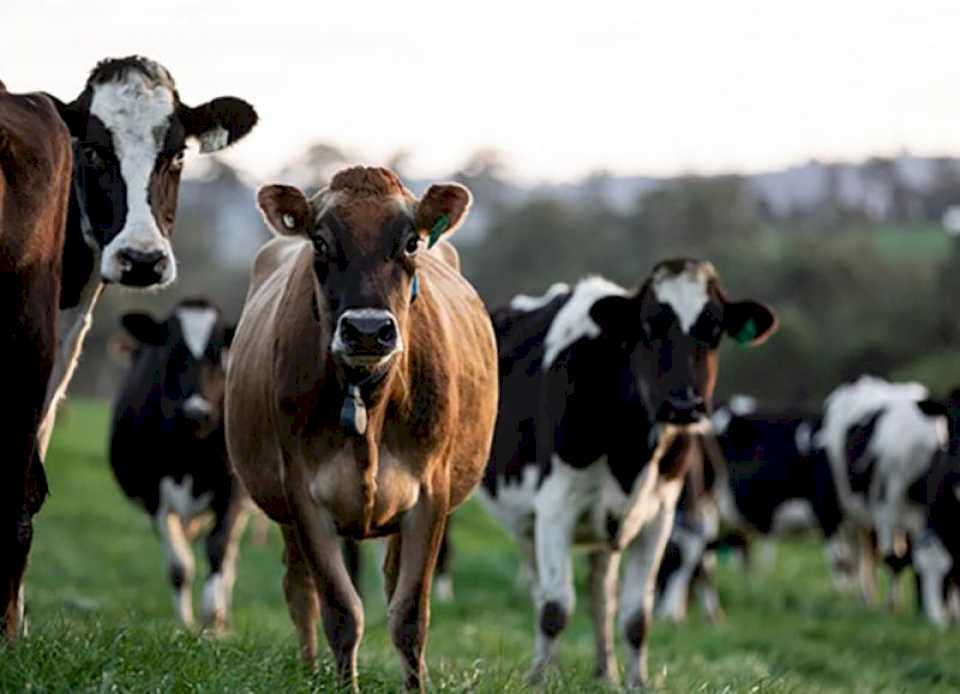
226 167 498 690
0 86 72 638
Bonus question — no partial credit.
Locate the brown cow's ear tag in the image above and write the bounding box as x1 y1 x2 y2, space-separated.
340 385 368 436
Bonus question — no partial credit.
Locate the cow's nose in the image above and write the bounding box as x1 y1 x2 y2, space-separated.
339 313 398 355
117 249 169 287
658 388 707 424
182 395 214 425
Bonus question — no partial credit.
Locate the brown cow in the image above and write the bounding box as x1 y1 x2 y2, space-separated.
0 85 72 639
226 166 498 691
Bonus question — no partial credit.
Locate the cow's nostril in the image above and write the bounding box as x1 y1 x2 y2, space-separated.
342 321 361 342
377 322 396 346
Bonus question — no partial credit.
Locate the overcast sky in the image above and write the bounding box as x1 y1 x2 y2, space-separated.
5 0 960 183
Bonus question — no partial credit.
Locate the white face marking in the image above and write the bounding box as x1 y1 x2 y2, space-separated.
652 270 710 334
914 533 953 628
178 307 218 359
90 73 177 285
542 276 628 368
331 308 403 366
183 394 213 416
510 282 570 312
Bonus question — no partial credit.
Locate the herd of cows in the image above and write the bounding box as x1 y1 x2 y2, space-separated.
2 54 959 691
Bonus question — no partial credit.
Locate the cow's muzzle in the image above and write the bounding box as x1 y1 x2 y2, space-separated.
333 309 402 367
656 388 707 425
113 248 171 287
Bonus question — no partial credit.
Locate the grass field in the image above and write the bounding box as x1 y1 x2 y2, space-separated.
3 400 960 692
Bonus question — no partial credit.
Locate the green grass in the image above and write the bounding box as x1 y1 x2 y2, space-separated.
4 400 960 692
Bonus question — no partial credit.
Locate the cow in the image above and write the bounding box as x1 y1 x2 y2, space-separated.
653 404 847 622
480 260 778 687
0 56 254 639
0 83 72 639
225 166 499 691
38 55 257 457
109 299 244 632
819 376 948 607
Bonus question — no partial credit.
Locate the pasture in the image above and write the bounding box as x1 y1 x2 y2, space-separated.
4 400 960 693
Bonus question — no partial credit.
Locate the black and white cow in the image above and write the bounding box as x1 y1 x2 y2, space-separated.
481 260 777 687
819 376 948 607
653 403 848 621
38 56 257 457
110 299 245 631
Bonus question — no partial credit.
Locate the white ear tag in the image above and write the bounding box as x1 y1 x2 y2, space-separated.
198 126 229 153
282 214 295 230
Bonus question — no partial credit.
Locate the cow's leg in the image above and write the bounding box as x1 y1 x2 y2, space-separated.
515 535 537 590
156 510 195 627
202 496 248 633
433 524 454 603
694 550 724 623
588 549 621 684
619 484 680 689
343 539 362 594
856 527 878 606
529 471 587 681
280 525 321 662
387 496 449 692
656 525 704 623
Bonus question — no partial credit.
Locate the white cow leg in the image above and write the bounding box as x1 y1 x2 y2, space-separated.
696 550 724 623
203 501 248 632
656 526 704 623
588 549 622 684
157 511 195 628
529 474 582 682
619 489 678 689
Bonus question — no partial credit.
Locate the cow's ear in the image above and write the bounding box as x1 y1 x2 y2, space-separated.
416 183 472 244
43 93 85 136
724 300 778 346
183 97 258 154
257 185 312 237
589 295 643 342
121 312 167 346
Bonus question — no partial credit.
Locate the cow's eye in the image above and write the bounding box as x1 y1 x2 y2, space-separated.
314 237 329 260
82 145 104 168
404 235 421 257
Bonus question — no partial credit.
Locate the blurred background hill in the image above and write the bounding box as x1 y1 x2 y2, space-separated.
75 147 960 411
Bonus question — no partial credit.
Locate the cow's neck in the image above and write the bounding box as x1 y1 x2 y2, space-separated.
37 194 105 458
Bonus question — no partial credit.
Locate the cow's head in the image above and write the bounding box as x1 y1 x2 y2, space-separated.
51 56 257 288
590 259 777 427
256 166 471 379
120 299 234 436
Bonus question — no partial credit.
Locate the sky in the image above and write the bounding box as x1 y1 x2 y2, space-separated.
5 0 960 184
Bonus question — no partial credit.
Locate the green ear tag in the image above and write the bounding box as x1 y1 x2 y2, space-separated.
428 214 449 249
733 318 757 346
